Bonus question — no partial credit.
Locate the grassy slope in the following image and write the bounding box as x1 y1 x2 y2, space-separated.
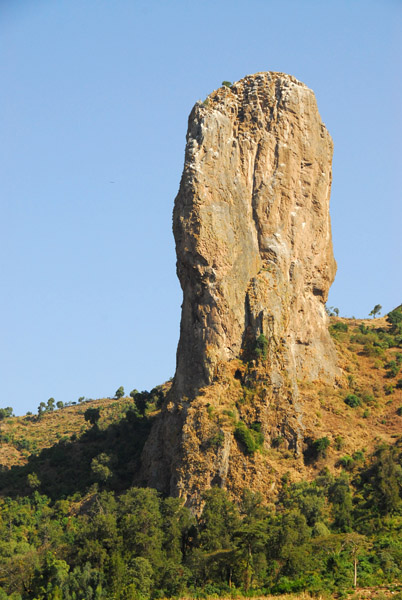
0 316 401 497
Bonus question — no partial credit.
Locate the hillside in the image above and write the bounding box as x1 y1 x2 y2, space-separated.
0 313 401 598
0 312 400 501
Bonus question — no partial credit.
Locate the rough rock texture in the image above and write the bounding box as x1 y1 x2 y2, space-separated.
141 72 338 506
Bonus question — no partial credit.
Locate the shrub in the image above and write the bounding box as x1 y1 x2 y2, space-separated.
84 407 101 426
361 391 376 405
334 435 344 451
312 437 330 458
363 343 385 357
396 406 402 416
385 360 400 378
339 455 355 470
387 306 402 334
352 449 365 462
272 435 285 448
344 394 361 408
254 333 268 360
234 421 263 455
331 322 348 332
208 430 225 449
222 80 232 88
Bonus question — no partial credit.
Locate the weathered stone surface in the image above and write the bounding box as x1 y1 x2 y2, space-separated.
141 72 338 505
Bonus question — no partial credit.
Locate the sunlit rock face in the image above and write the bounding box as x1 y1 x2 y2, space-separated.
173 71 337 398
141 72 338 503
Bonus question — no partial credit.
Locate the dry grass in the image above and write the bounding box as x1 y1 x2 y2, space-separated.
0 316 400 481
0 396 133 468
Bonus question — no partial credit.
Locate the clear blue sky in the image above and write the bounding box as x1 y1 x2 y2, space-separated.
1 0 401 415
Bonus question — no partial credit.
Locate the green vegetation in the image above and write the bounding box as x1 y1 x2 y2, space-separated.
387 305 402 335
0 406 14 420
0 311 401 598
254 333 269 360
234 420 264 455
344 394 361 408
115 386 125 399
312 436 331 458
221 80 232 88
84 407 101 427
331 321 348 332
0 439 401 598
369 304 382 318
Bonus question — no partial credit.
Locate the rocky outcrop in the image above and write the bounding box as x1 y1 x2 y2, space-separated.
141 72 338 506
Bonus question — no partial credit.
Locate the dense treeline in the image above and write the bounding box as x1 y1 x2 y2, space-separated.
1 439 401 599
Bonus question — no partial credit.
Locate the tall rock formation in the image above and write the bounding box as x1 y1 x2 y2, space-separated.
141 72 338 506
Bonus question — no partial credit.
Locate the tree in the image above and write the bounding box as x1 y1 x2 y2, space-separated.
27 472 41 491
0 406 14 420
115 386 125 399
254 334 268 360
341 533 371 588
131 390 150 416
91 453 113 483
312 437 331 459
84 407 101 427
47 397 55 412
369 304 382 318
387 306 402 334
38 401 47 418
329 474 353 531
56 401 64 409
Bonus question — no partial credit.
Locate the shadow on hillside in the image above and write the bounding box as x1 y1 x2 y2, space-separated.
0 410 154 500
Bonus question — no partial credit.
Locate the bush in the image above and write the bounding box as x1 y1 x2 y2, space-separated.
387 306 402 334
84 407 101 426
312 437 330 458
331 322 348 332
208 430 225 449
385 360 400 378
234 421 263 455
344 394 361 408
339 455 355 470
221 80 232 88
254 333 268 360
334 435 344 451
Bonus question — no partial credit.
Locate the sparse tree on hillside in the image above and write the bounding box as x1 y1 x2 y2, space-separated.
47 397 55 412
84 407 101 427
115 386 125 399
387 306 402 334
369 304 382 318
37 401 46 418
0 407 14 420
